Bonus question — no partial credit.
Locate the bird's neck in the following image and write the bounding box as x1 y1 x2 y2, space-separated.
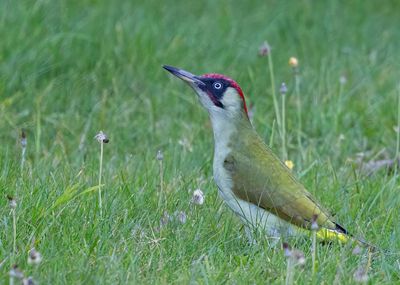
209 110 251 150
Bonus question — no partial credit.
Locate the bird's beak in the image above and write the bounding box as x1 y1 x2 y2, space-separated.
163 65 205 87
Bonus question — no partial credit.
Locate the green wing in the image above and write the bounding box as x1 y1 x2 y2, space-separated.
225 129 345 232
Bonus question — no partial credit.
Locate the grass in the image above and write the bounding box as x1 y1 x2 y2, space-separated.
1 0 400 283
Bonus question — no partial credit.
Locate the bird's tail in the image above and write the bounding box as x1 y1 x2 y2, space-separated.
316 228 349 243
316 227 378 251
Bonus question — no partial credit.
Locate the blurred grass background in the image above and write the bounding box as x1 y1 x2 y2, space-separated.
1 0 400 283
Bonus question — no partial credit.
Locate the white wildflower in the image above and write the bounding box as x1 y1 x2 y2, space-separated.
175 211 187 224
27 248 42 265
192 189 205 205
94 131 109 143
156 150 164 161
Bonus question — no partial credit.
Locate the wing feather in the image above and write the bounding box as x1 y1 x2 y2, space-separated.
224 132 339 231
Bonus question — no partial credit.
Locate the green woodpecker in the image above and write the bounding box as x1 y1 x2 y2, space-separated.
163 65 352 243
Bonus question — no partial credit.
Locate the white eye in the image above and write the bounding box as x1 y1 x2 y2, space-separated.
213 82 222 89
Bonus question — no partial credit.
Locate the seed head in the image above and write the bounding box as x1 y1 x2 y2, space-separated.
192 189 205 205
292 249 306 266
160 211 171 227
21 130 27 148
284 160 294 170
22 276 36 285
28 248 42 265
94 131 109 143
289 57 299 68
339 75 347 85
175 211 187 224
7 195 17 209
311 214 319 231
156 150 164 161
280 82 288 95
9 264 24 279
258 41 271 57
282 242 292 258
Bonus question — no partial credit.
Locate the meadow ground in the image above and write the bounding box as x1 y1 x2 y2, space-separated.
1 0 400 284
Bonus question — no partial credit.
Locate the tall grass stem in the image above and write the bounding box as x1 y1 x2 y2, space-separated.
281 93 287 160
98 142 104 217
267 53 282 136
12 208 16 260
294 70 304 161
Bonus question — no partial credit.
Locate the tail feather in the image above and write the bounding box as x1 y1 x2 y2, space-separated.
316 228 349 243
317 225 379 251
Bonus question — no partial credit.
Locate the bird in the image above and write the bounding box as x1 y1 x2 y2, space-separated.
163 65 358 244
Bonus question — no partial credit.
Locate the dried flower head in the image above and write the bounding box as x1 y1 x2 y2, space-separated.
353 266 369 283
27 248 42 265
160 211 171 227
94 131 109 143
7 195 17 209
21 130 27 148
175 211 187 224
282 242 292 258
9 264 24 279
292 249 306 266
311 214 319 231
283 243 305 265
339 75 347 85
280 82 288 95
22 276 36 285
284 160 294 170
258 41 271 57
192 189 205 205
289 57 299 68
156 150 164 161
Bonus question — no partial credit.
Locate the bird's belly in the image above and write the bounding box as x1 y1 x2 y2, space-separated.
213 157 296 238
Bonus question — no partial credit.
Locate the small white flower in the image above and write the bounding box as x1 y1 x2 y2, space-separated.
280 82 288 95
27 248 42 265
160 211 171 227
282 242 292 258
23 276 36 285
21 130 27 148
311 214 319 231
7 195 17 209
258 41 271 57
175 211 187 224
289 57 299 67
192 189 205 205
339 75 347 85
292 249 306 266
94 131 109 143
156 150 164 161
9 265 24 279
283 243 305 266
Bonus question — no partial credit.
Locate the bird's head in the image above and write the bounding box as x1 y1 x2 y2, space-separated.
163 65 248 119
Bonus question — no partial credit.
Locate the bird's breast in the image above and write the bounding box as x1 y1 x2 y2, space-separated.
212 140 295 237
